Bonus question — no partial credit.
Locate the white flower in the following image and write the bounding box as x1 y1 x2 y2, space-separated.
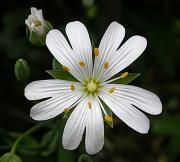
25 7 45 35
25 21 162 155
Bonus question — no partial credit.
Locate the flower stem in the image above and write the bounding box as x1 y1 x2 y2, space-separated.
10 123 44 154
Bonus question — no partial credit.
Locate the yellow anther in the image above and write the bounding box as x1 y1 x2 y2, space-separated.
109 87 115 94
104 61 109 69
94 48 99 56
88 101 92 109
120 72 129 78
62 65 70 72
104 115 113 122
34 20 41 27
70 84 75 91
79 60 85 67
63 108 70 113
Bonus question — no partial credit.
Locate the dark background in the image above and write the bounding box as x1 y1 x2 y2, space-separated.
0 0 180 162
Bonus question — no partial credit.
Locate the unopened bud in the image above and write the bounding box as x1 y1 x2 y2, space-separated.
25 7 53 46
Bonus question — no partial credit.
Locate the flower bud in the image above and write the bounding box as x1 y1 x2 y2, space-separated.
14 58 30 83
25 7 53 46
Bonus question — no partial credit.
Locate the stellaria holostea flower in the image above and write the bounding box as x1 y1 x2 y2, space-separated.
25 7 53 46
25 21 162 155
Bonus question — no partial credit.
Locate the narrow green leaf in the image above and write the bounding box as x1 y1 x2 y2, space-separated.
0 153 22 162
26 27 45 47
14 58 30 83
111 73 140 84
78 154 93 162
46 70 78 81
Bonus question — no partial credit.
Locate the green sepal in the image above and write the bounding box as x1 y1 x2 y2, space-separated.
26 20 53 47
26 27 45 47
0 153 22 162
14 58 30 83
44 20 53 31
78 154 93 162
52 58 62 70
46 70 78 81
111 73 141 84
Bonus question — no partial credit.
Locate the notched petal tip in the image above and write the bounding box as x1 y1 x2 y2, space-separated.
131 35 147 50
134 117 150 134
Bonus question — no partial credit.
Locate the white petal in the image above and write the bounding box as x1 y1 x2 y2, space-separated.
93 22 125 80
99 92 149 133
107 84 162 115
62 98 88 150
46 30 86 82
101 36 147 81
25 79 81 100
85 98 104 155
66 21 93 78
30 91 82 120
30 7 44 22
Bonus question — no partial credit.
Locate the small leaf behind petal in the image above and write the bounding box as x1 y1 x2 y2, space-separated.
46 70 78 81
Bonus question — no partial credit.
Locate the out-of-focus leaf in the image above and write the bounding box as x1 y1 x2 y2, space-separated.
57 146 74 162
86 5 98 19
41 119 62 156
14 58 30 83
111 73 140 84
78 154 93 162
152 116 180 137
41 115 71 156
0 153 22 162
46 70 78 81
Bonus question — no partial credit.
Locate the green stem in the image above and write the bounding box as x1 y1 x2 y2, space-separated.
10 123 44 154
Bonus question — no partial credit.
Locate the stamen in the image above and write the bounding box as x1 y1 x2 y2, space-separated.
94 48 99 56
34 20 41 27
70 84 75 91
109 87 115 94
104 61 109 69
79 60 85 67
62 65 70 72
88 101 92 109
104 115 113 122
63 108 70 113
120 72 128 78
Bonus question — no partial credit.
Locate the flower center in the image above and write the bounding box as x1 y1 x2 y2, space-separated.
31 20 42 27
87 80 97 92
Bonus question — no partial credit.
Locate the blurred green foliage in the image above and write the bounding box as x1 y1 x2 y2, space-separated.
0 0 180 162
